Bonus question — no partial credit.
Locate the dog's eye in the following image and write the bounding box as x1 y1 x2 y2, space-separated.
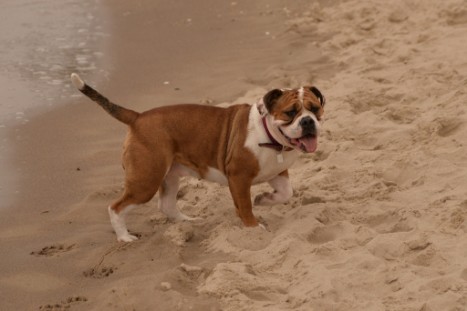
285 110 297 118
309 106 320 114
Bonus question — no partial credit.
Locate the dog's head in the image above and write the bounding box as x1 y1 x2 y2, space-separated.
262 86 325 153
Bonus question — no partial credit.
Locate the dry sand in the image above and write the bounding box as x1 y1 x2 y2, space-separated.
1 0 467 310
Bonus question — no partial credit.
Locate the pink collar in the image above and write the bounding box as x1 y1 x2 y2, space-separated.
258 117 293 152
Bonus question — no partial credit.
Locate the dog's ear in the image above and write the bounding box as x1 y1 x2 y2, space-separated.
263 89 283 112
310 87 325 107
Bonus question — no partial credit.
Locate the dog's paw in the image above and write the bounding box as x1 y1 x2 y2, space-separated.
254 192 275 206
186 216 204 222
117 233 138 243
257 216 270 232
175 214 203 222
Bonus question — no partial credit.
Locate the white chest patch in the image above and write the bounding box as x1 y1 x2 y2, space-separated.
244 106 300 184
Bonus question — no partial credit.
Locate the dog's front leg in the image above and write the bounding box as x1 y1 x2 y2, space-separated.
227 175 258 227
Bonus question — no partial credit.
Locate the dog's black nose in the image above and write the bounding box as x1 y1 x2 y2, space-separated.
300 116 314 128
300 117 316 135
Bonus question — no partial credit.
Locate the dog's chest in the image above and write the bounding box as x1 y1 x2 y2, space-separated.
244 107 300 184
252 149 299 184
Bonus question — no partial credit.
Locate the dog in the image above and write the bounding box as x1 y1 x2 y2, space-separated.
71 73 325 242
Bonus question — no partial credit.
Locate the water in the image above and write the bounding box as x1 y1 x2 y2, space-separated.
0 0 107 208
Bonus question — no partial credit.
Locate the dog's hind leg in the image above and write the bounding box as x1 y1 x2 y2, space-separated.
109 179 161 242
159 163 201 221
108 202 139 242
109 143 168 242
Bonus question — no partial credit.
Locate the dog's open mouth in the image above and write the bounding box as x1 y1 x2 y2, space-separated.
280 129 318 153
290 134 318 153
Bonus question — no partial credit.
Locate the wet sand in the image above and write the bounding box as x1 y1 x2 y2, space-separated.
0 0 106 208
1 0 467 310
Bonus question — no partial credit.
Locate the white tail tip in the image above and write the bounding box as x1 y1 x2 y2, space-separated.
71 73 85 90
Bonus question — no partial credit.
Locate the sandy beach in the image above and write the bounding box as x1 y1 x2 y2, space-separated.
1 0 466 310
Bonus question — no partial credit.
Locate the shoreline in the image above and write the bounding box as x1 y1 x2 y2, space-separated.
0 0 108 210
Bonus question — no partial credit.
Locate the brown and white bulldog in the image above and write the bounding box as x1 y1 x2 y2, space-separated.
71 73 326 242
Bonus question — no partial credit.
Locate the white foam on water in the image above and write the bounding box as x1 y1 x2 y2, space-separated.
0 0 105 209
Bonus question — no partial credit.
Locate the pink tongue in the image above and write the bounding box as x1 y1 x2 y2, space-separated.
298 136 318 153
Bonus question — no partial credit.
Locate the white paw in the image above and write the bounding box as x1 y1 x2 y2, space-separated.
177 214 203 222
258 223 267 230
185 216 203 222
117 233 138 242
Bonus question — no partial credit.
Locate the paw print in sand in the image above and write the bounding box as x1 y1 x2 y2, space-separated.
39 296 87 310
30 244 76 257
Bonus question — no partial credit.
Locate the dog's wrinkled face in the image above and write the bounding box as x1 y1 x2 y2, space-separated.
263 86 325 153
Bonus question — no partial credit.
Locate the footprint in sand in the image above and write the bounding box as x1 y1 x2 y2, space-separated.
39 296 87 311
359 211 414 234
30 244 76 257
83 266 116 279
307 224 344 244
440 6 467 25
346 90 393 114
384 105 418 124
433 117 463 137
414 116 464 143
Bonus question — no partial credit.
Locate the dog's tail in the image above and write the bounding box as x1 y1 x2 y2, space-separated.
70 73 139 125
